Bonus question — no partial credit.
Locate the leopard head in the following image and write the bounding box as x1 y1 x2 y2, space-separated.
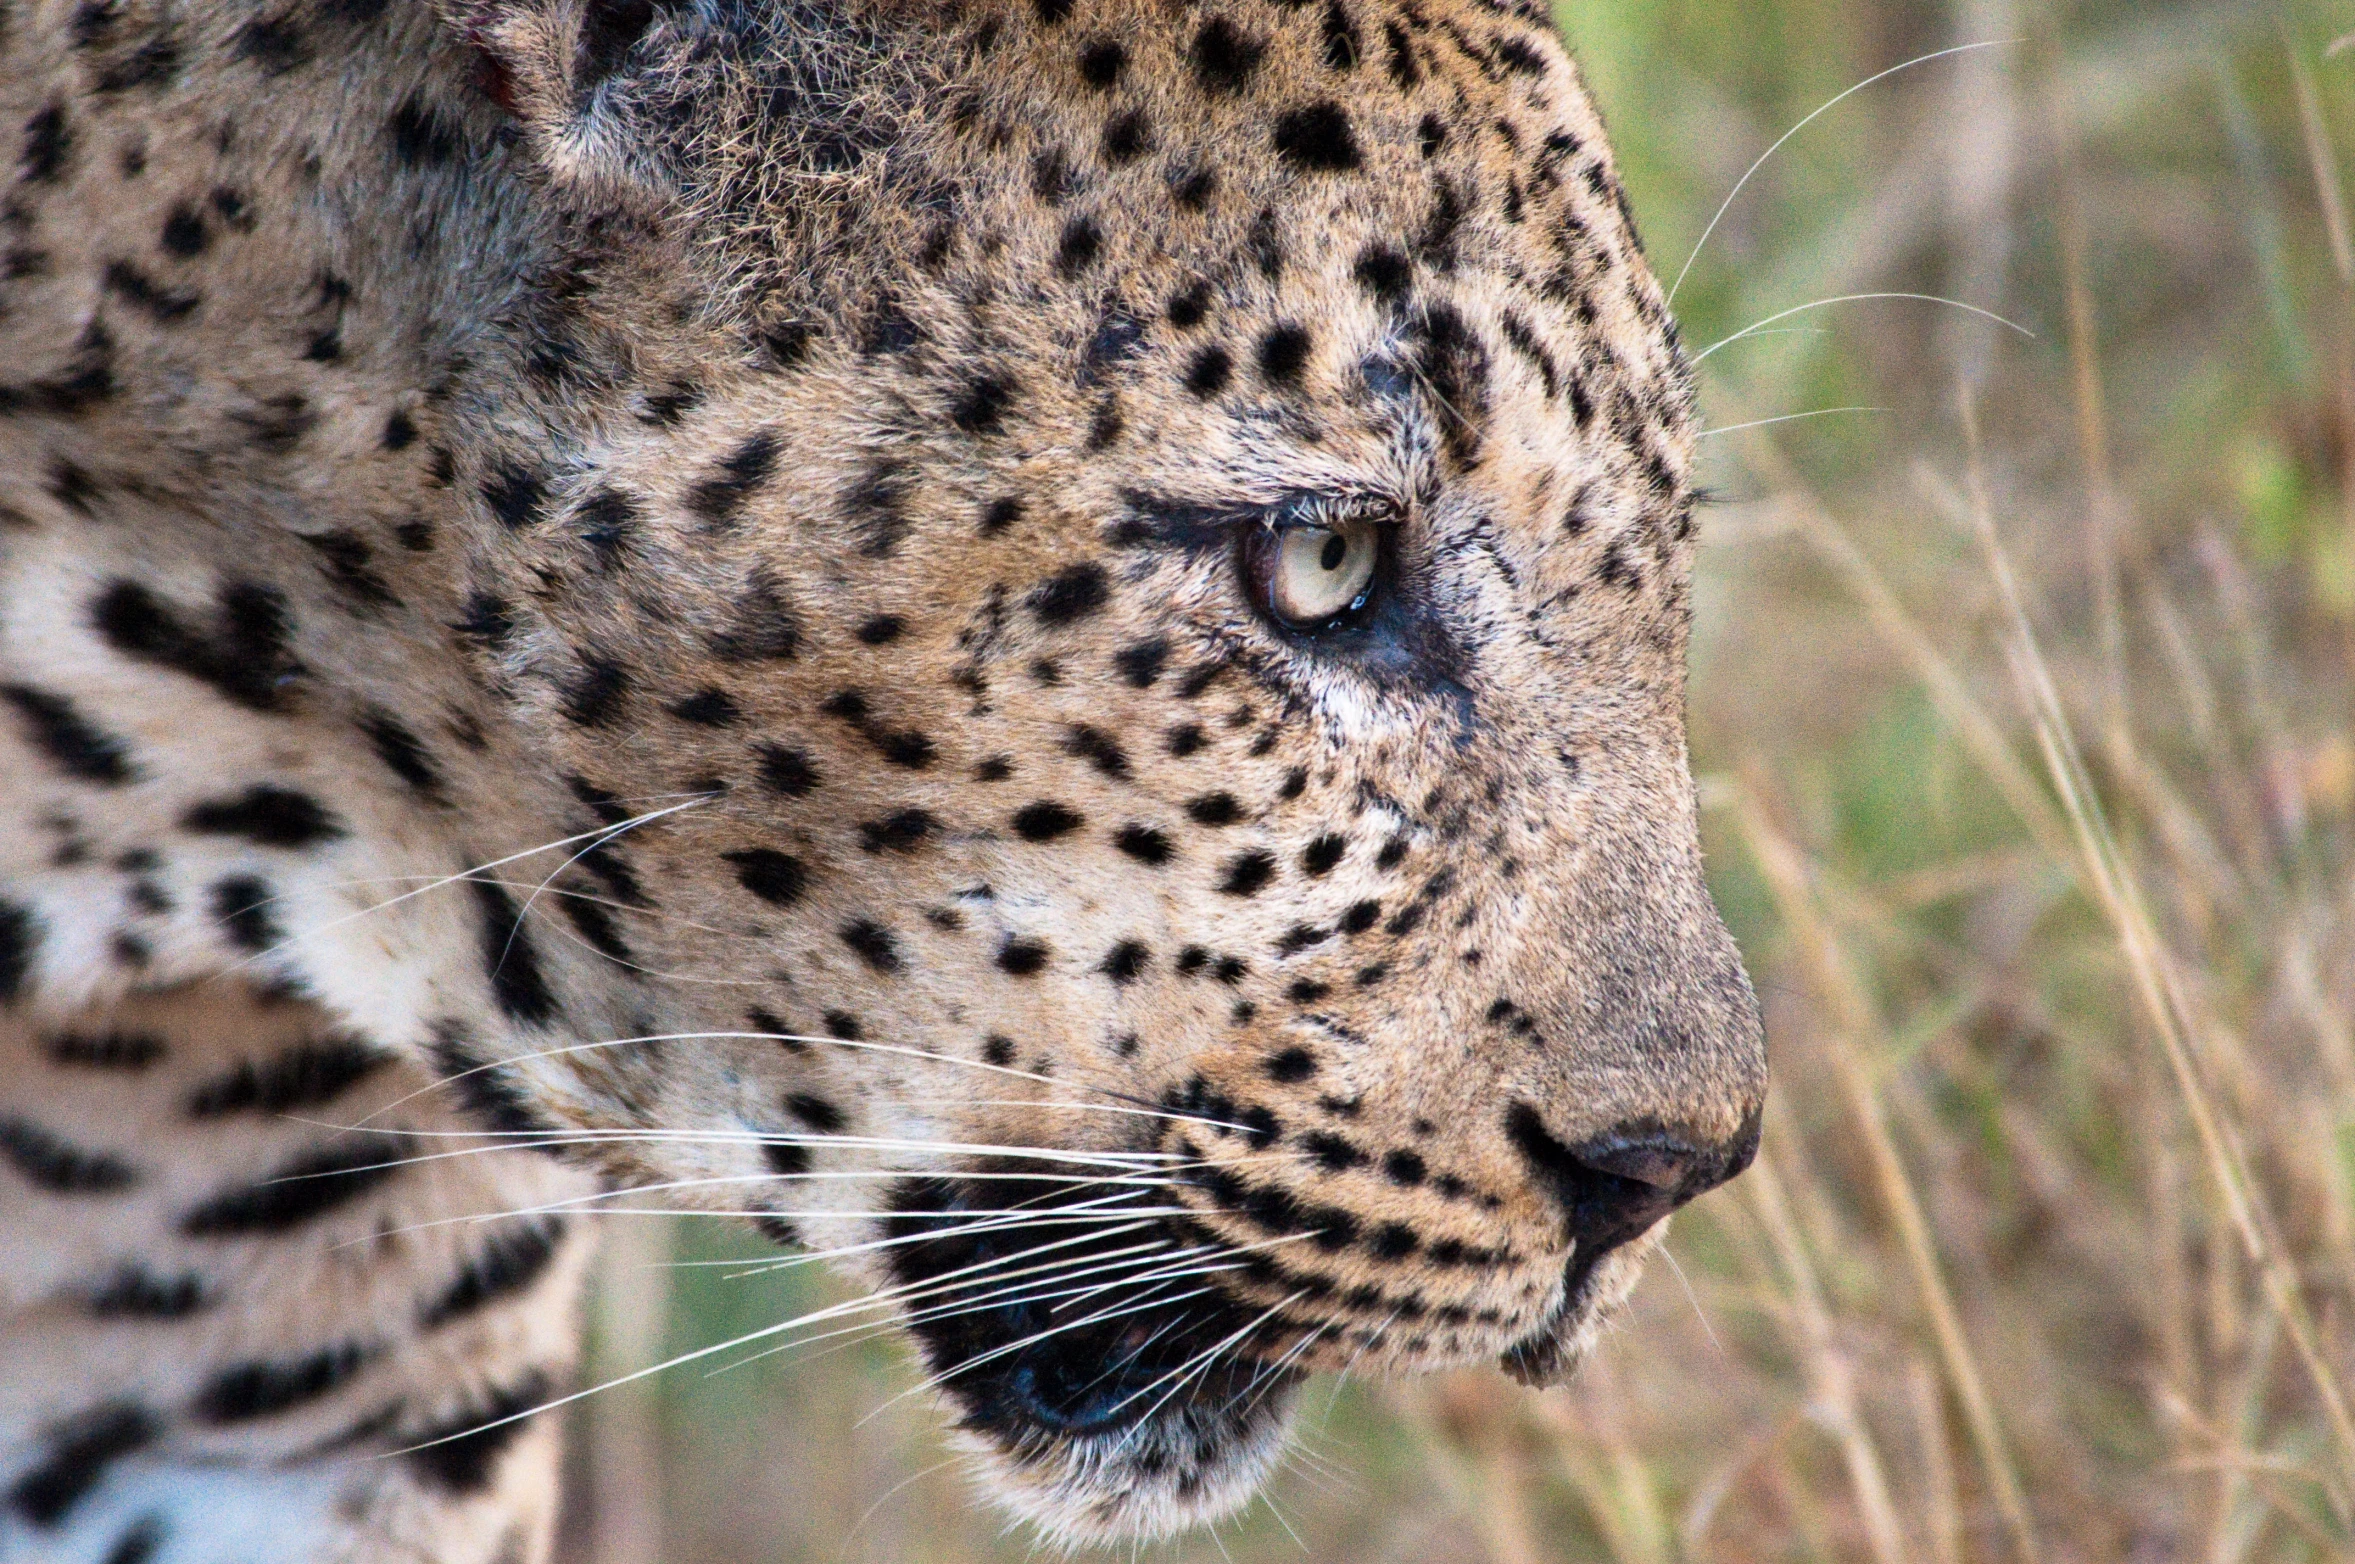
428 0 1766 1540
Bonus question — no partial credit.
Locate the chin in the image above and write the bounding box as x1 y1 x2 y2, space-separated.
954 1366 1305 1549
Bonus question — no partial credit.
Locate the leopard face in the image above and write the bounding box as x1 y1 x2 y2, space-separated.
436 0 1766 1540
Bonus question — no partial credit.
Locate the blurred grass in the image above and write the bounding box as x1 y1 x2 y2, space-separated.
558 1 2355 1557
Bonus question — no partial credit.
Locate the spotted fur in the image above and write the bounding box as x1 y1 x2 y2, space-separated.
1 0 1765 1553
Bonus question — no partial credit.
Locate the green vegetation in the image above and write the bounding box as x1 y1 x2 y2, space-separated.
561 3 2355 1557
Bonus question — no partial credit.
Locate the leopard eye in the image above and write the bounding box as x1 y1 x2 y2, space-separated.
1253 517 1380 629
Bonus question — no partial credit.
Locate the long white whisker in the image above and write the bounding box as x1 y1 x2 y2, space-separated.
1698 406 1888 439
237 796 711 973
352 1030 1249 1138
1692 293 2032 366
1667 39 2021 304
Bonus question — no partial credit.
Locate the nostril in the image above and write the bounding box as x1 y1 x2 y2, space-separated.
1575 1140 1694 1192
1504 1103 1743 1262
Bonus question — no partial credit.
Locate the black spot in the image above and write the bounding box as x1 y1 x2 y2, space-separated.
402 1371 551 1495
193 1341 376 1424
180 1139 398 1236
419 1218 564 1332
1599 539 1643 592
1 684 137 785
181 786 343 850
1063 724 1129 778
159 201 210 256
560 657 629 729
1166 723 1207 757
1273 102 1361 172
1382 20 1419 86
21 102 71 184
1247 207 1285 279
209 875 280 953
1027 563 1110 625
1257 323 1312 386
1321 0 1360 68
1054 216 1101 277
1032 0 1072 23
1339 899 1381 934
840 919 902 973
185 1038 388 1118
428 1028 561 1143
1012 801 1083 841
575 487 642 566
996 937 1050 976
1383 1149 1427 1185
559 894 632 966
762 1139 810 1177
101 260 197 322
297 531 395 610
979 496 1024 536
1101 107 1153 164
85 1266 209 1319
1168 279 1213 328
951 371 1022 435
1287 978 1330 1003
669 688 740 726
756 744 820 796
709 572 802 662
787 1093 845 1133
1276 924 1328 957
638 383 701 426
1418 112 1446 158
859 809 936 854
1266 1048 1317 1083
841 461 916 557
855 614 905 646
0 1116 137 1193
1302 1131 1365 1171
1112 637 1169 688
685 431 782 528
469 880 556 1024
227 392 316 453
1184 346 1233 398
1113 824 1172 865
1220 850 1277 896
725 848 809 906
91 579 301 713
1078 37 1125 86
983 1034 1016 1067
1376 835 1410 870
1100 940 1150 984
454 591 513 650
1190 17 1265 94
1301 835 1346 875
1186 793 1242 826
46 1030 164 1071
1369 1222 1419 1260
1353 244 1410 305
9 1402 156 1526
387 93 463 166
480 461 547 530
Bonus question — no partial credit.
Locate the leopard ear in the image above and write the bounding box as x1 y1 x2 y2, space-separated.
441 0 680 198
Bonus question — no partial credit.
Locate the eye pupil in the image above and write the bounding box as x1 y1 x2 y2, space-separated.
1319 534 1347 571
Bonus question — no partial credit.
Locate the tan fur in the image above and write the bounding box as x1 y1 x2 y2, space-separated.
0 0 1766 1551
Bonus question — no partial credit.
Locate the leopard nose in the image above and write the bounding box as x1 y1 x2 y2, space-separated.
1506 1104 1761 1258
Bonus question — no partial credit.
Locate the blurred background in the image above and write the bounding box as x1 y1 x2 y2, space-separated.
551 1 2355 1558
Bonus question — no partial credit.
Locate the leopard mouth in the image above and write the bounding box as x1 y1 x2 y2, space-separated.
881 1172 1306 1542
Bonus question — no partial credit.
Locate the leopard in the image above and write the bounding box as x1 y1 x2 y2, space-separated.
0 0 1769 1555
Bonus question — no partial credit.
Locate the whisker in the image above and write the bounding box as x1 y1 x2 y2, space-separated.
1667 38 2021 304
236 796 712 973
352 1029 1251 1138
1698 406 1889 439
1691 292 2032 366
